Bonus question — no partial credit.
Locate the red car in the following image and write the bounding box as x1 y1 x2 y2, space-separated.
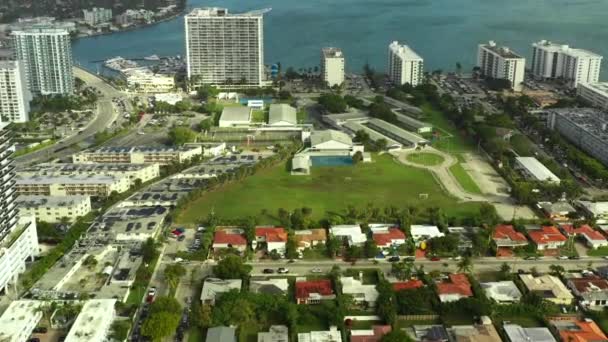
146 287 157 303
430 256 441 261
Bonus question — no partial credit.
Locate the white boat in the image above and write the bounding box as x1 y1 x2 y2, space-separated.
104 56 138 71
144 54 160 61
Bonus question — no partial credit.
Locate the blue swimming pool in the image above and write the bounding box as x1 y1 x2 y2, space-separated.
310 156 353 167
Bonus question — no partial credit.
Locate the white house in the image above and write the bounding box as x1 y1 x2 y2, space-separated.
254 227 288 255
200 278 242 305
298 326 342 342
330 225 367 246
481 281 522 303
64 299 117 342
411 225 444 246
341 276 379 307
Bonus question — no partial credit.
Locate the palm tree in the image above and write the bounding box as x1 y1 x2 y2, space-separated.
457 256 473 273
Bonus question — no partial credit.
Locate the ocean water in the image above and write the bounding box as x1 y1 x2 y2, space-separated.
73 0 608 79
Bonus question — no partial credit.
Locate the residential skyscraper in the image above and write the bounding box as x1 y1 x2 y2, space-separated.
387 41 424 87
12 28 74 95
321 48 345 87
0 123 39 295
531 40 602 88
185 7 266 88
477 41 525 91
0 61 31 123
83 8 113 26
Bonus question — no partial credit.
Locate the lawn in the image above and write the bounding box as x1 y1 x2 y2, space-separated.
175 154 482 224
587 247 608 257
238 322 261 342
251 109 267 123
297 110 308 124
420 104 474 154
296 305 332 333
510 134 535 157
188 328 204 342
406 152 445 166
449 163 482 195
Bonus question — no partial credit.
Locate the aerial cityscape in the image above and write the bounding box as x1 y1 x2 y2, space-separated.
3 1 608 342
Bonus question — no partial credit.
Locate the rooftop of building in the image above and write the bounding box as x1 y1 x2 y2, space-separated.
480 41 523 59
580 82 608 95
563 224 607 241
86 145 200 153
481 281 523 302
186 7 265 18
372 228 406 246
19 162 157 174
64 299 117 342
493 224 528 243
519 274 574 300
295 279 334 299
342 120 402 148
538 201 576 214
448 317 502 342
437 274 473 297
16 195 89 208
551 319 608 342
255 226 288 242
503 324 556 342
0 300 42 341
410 225 444 238
220 106 252 123
0 60 18 69
548 108 608 143
201 278 242 302
213 230 247 245
567 275 608 294
322 47 344 59
268 103 297 125
515 157 560 183
11 27 70 34
366 118 429 144
250 278 289 295
528 226 568 245
310 129 353 147
534 40 602 59
15 174 124 185
393 279 424 292
389 41 423 60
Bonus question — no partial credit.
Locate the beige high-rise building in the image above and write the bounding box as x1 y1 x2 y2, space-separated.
321 47 345 87
477 41 525 91
185 7 265 88
388 41 424 87
0 61 31 123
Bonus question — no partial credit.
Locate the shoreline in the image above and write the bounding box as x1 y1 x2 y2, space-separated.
73 7 186 41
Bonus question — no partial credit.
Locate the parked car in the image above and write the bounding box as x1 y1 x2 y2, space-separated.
430 257 441 261
277 268 289 274
388 256 400 262
32 327 47 334
310 268 322 273
147 287 157 303
262 268 275 274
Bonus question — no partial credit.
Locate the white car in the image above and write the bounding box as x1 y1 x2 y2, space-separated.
277 268 289 274
310 268 322 273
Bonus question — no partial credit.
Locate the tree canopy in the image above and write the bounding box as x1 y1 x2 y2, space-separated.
213 255 252 279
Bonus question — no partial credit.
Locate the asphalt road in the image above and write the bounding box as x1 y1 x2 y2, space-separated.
15 67 124 166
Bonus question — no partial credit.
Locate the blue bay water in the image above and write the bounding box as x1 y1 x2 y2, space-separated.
73 0 608 78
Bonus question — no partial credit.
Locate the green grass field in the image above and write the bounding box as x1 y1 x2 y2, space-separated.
449 163 482 195
406 152 445 166
175 154 481 224
251 109 267 123
421 104 474 154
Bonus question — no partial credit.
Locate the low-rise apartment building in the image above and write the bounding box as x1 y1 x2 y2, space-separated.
0 216 39 295
64 299 116 342
122 67 175 93
577 82 608 110
567 275 608 310
18 162 160 186
0 300 43 342
73 146 203 165
15 174 131 197
16 195 91 222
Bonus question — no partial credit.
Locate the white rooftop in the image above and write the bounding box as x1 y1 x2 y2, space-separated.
515 157 560 183
481 281 523 302
340 276 379 303
578 200 608 215
201 278 242 303
389 41 423 61
330 225 366 245
16 174 124 185
503 324 556 342
65 299 117 342
0 300 43 342
269 104 297 126
322 47 344 59
411 225 444 239
16 195 89 208
220 106 252 123
298 326 342 342
310 130 353 147
581 82 608 96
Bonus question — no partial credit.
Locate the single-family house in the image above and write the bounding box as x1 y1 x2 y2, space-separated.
392 279 424 292
295 279 336 304
447 227 479 250
577 201 608 224
561 224 608 249
411 225 444 246
200 278 242 305
566 275 608 310
350 325 392 342
527 226 567 250
258 325 289 342
372 228 406 250
406 325 449 342
212 229 248 253
447 317 502 342
493 224 529 256
298 326 342 342
250 278 289 296
436 274 473 303
503 324 556 342
550 318 608 342
206 326 237 342
268 104 297 126
294 229 327 251
481 281 522 303
255 227 288 255
340 276 379 307
519 274 574 305
537 201 577 222
330 225 367 246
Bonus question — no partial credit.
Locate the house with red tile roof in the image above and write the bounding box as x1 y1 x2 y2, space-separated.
551 318 608 342
294 229 327 251
295 279 335 305
436 274 473 303
350 325 392 342
212 229 247 254
528 226 567 250
392 279 424 292
561 224 608 249
372 228 406 249
492 225 528 257
566 275 608 310
254 227 288 255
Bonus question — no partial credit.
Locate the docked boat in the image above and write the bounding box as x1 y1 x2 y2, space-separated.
144 54 160 61
104 56 138 71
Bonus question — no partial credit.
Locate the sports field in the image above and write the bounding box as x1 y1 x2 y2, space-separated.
175 154 482 224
